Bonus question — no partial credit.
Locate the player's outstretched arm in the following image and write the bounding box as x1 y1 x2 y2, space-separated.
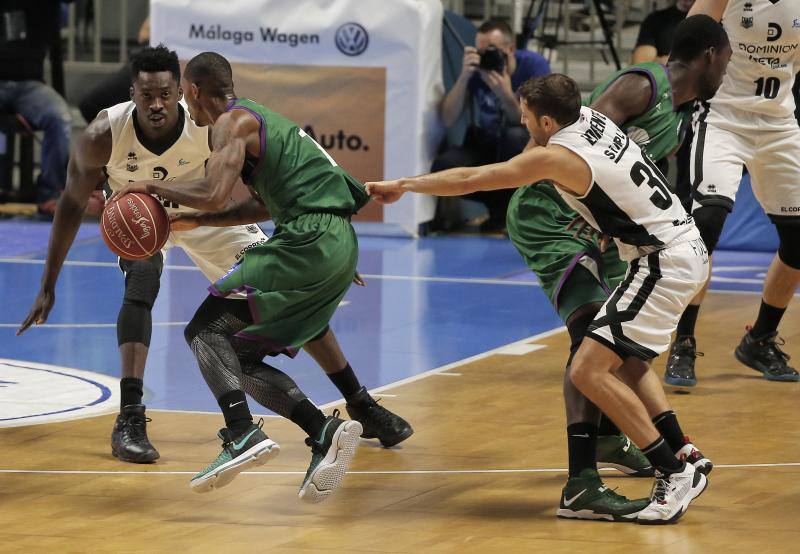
689 0 728 21
109 110 254 211
366 145 586 203
18 115 111 335
170 195 270 231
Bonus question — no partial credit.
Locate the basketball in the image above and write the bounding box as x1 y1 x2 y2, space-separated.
100 192 169 260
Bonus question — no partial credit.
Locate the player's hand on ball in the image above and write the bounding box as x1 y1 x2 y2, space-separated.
365 180 404 204
17 289 55 335
170 213 201 232
107 180 152 203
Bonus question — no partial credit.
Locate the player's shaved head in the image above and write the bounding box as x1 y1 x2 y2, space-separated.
669 14 732 101
184 51 234 98
669 15 729 63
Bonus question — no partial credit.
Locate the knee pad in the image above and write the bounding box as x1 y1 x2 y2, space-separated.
775 219 800 269
121 256 162 309
692 205 729 253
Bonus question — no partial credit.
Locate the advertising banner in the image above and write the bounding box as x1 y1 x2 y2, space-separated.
151 0 444 233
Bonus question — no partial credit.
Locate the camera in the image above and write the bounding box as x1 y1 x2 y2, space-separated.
479 45 506 73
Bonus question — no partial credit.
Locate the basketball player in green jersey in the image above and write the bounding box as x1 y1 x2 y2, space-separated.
506 15 730 520
110 51 377 502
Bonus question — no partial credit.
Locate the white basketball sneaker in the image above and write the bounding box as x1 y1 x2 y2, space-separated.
636 462 708 525
677 438 713 475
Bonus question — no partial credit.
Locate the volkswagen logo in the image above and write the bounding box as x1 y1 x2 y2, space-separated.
335 22 369 56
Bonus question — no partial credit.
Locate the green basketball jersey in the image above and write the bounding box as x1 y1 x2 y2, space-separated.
229 98 369 225
585 62 692 162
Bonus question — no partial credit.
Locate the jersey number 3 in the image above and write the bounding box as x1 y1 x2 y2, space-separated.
629 160 672 210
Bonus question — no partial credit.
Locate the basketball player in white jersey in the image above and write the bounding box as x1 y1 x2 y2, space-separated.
17 45 411 464
367 74 720 524
665 0 800 385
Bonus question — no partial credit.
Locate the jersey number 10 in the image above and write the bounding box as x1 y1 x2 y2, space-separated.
754 77 780 100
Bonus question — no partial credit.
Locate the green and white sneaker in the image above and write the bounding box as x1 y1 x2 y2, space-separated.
298 410 363 503
597 434 654 477
190 420 280 494
556 468 650 522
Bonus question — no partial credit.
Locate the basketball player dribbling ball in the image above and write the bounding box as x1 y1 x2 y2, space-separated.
666 0 800 385
109 51 385 502
18 46 411 481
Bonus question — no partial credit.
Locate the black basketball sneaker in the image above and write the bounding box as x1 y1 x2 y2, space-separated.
664 336 701 387
345 387 413 447
111 404 160 463
735 327 799 382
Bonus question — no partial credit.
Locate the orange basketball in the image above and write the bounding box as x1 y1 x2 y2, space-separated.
101 192 169 260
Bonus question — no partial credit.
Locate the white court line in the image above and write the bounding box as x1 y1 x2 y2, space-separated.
2 462 799 476
150 329 567 417
0 322 188 329
0 257 541 288
0 256 776 288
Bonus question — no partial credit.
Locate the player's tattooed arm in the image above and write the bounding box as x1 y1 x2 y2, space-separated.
589 73 653 128
18 115 111 335
170 195 270 230
366 144 591 203
110 110 256 211
688 0 728 21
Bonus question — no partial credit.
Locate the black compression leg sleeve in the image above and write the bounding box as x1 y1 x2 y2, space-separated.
184 295 254 400
117 254 162 346
774 219 800 270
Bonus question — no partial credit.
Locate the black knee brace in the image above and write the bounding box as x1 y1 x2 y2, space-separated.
774 218 800 269
692 205 729 253
117 254 162 346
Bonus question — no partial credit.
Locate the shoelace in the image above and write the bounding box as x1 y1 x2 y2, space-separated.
363 397 397 426
757 334 791 363
672 342 704 360
125 416 152 441
650 475 670 505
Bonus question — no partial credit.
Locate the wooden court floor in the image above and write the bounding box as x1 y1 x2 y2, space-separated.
1 292 799 553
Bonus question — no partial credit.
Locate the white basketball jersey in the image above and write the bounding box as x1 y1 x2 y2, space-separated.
549 106 700 261
712 0 799 118
103 101 210 214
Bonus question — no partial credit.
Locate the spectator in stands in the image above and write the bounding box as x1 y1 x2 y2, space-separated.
433 19 550 232
0 0 72 216
78 16 150 123
632 1 694 64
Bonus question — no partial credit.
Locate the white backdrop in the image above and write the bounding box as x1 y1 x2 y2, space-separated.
150 0 444 235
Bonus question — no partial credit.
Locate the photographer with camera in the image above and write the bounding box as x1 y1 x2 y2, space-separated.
434 19 550 232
